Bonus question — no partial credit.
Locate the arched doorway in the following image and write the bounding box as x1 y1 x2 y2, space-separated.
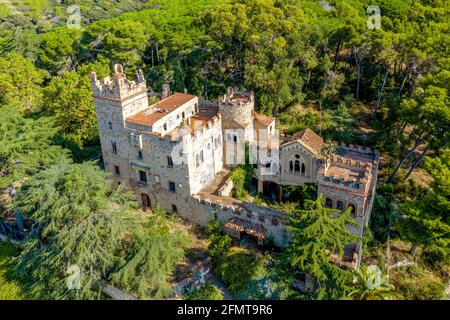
141 193 151 209
337 200 344 211
348 204 356 217
325 198 333 208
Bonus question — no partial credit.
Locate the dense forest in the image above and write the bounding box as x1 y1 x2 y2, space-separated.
0 0 449 300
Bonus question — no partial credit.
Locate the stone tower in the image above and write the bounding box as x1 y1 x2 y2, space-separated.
90 64 148 181
90 64 148 120
218 87 255 131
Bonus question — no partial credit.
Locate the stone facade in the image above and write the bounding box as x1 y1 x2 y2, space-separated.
91 65 379 263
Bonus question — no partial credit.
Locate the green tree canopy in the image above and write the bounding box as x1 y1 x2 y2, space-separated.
286 195 361 299
43 71 98 147
0 104 69 189
12 161 137 299
0 53 46 111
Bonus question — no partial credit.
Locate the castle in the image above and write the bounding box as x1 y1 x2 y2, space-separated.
90 65 379 270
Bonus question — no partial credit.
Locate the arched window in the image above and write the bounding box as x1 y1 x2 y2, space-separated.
289 160 293 172
301 163 306 174
325 198 333 208
294 160 300 172
348 204 356 216
337 200 344 211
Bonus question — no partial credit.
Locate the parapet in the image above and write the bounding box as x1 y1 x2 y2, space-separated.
219 87 254 107
90 64 147 101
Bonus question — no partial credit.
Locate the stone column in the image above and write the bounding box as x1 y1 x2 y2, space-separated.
257 179 264 194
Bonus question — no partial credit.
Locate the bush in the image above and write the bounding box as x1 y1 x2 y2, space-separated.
230 165 253 200
214 247 268 298
205 220 221 237
393 266 446 300
208 234 232 258
185 283 223 300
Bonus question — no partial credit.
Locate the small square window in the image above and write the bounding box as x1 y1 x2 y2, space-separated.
138 151 143 159
108 122 113 129
169 181 176 193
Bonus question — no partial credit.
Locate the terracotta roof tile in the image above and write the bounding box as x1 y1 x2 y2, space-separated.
283 129 324 155
253 112 274 127
126 92 196 126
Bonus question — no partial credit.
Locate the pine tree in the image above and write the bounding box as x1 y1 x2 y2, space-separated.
112 208 187 299
12 161 138 299
286 195 361 299
0 104 69 189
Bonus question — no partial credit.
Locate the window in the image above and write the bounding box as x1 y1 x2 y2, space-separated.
169 181 176 193
301 163 306 174
167 155 174 167
200 150 204 163
163 123 167 131
233 135 237 143
289 160 293 172
108 122 112 129
138 151 143 159
295 154 300 159
154 174 160 184
138 170 147 183
111 141 117 154
325 198 333 208
114 165 120 176
194 103 199 113
294 160 300 172
182 112 185 119
172 204 178 213
337 200 344 211
348 204 356 216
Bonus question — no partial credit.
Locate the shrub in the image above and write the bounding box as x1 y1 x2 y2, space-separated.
205 220 221 237
214 247 267 298
208 234 232 258
185 283 223 300
230 165 253 200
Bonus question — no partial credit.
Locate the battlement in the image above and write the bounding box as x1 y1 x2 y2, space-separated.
90 64 147 101
338 143 380 158
193 192 288 227
219 87 254 106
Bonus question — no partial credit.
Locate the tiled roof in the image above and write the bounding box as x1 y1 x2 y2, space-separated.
283 128 324 156
224 217 266 239
253 112 274 127
126 92 196 126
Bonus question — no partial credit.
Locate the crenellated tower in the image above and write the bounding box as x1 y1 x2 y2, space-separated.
90 64 148 120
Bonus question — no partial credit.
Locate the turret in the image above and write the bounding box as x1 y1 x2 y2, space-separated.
218 87 254 130
90 64 149 119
